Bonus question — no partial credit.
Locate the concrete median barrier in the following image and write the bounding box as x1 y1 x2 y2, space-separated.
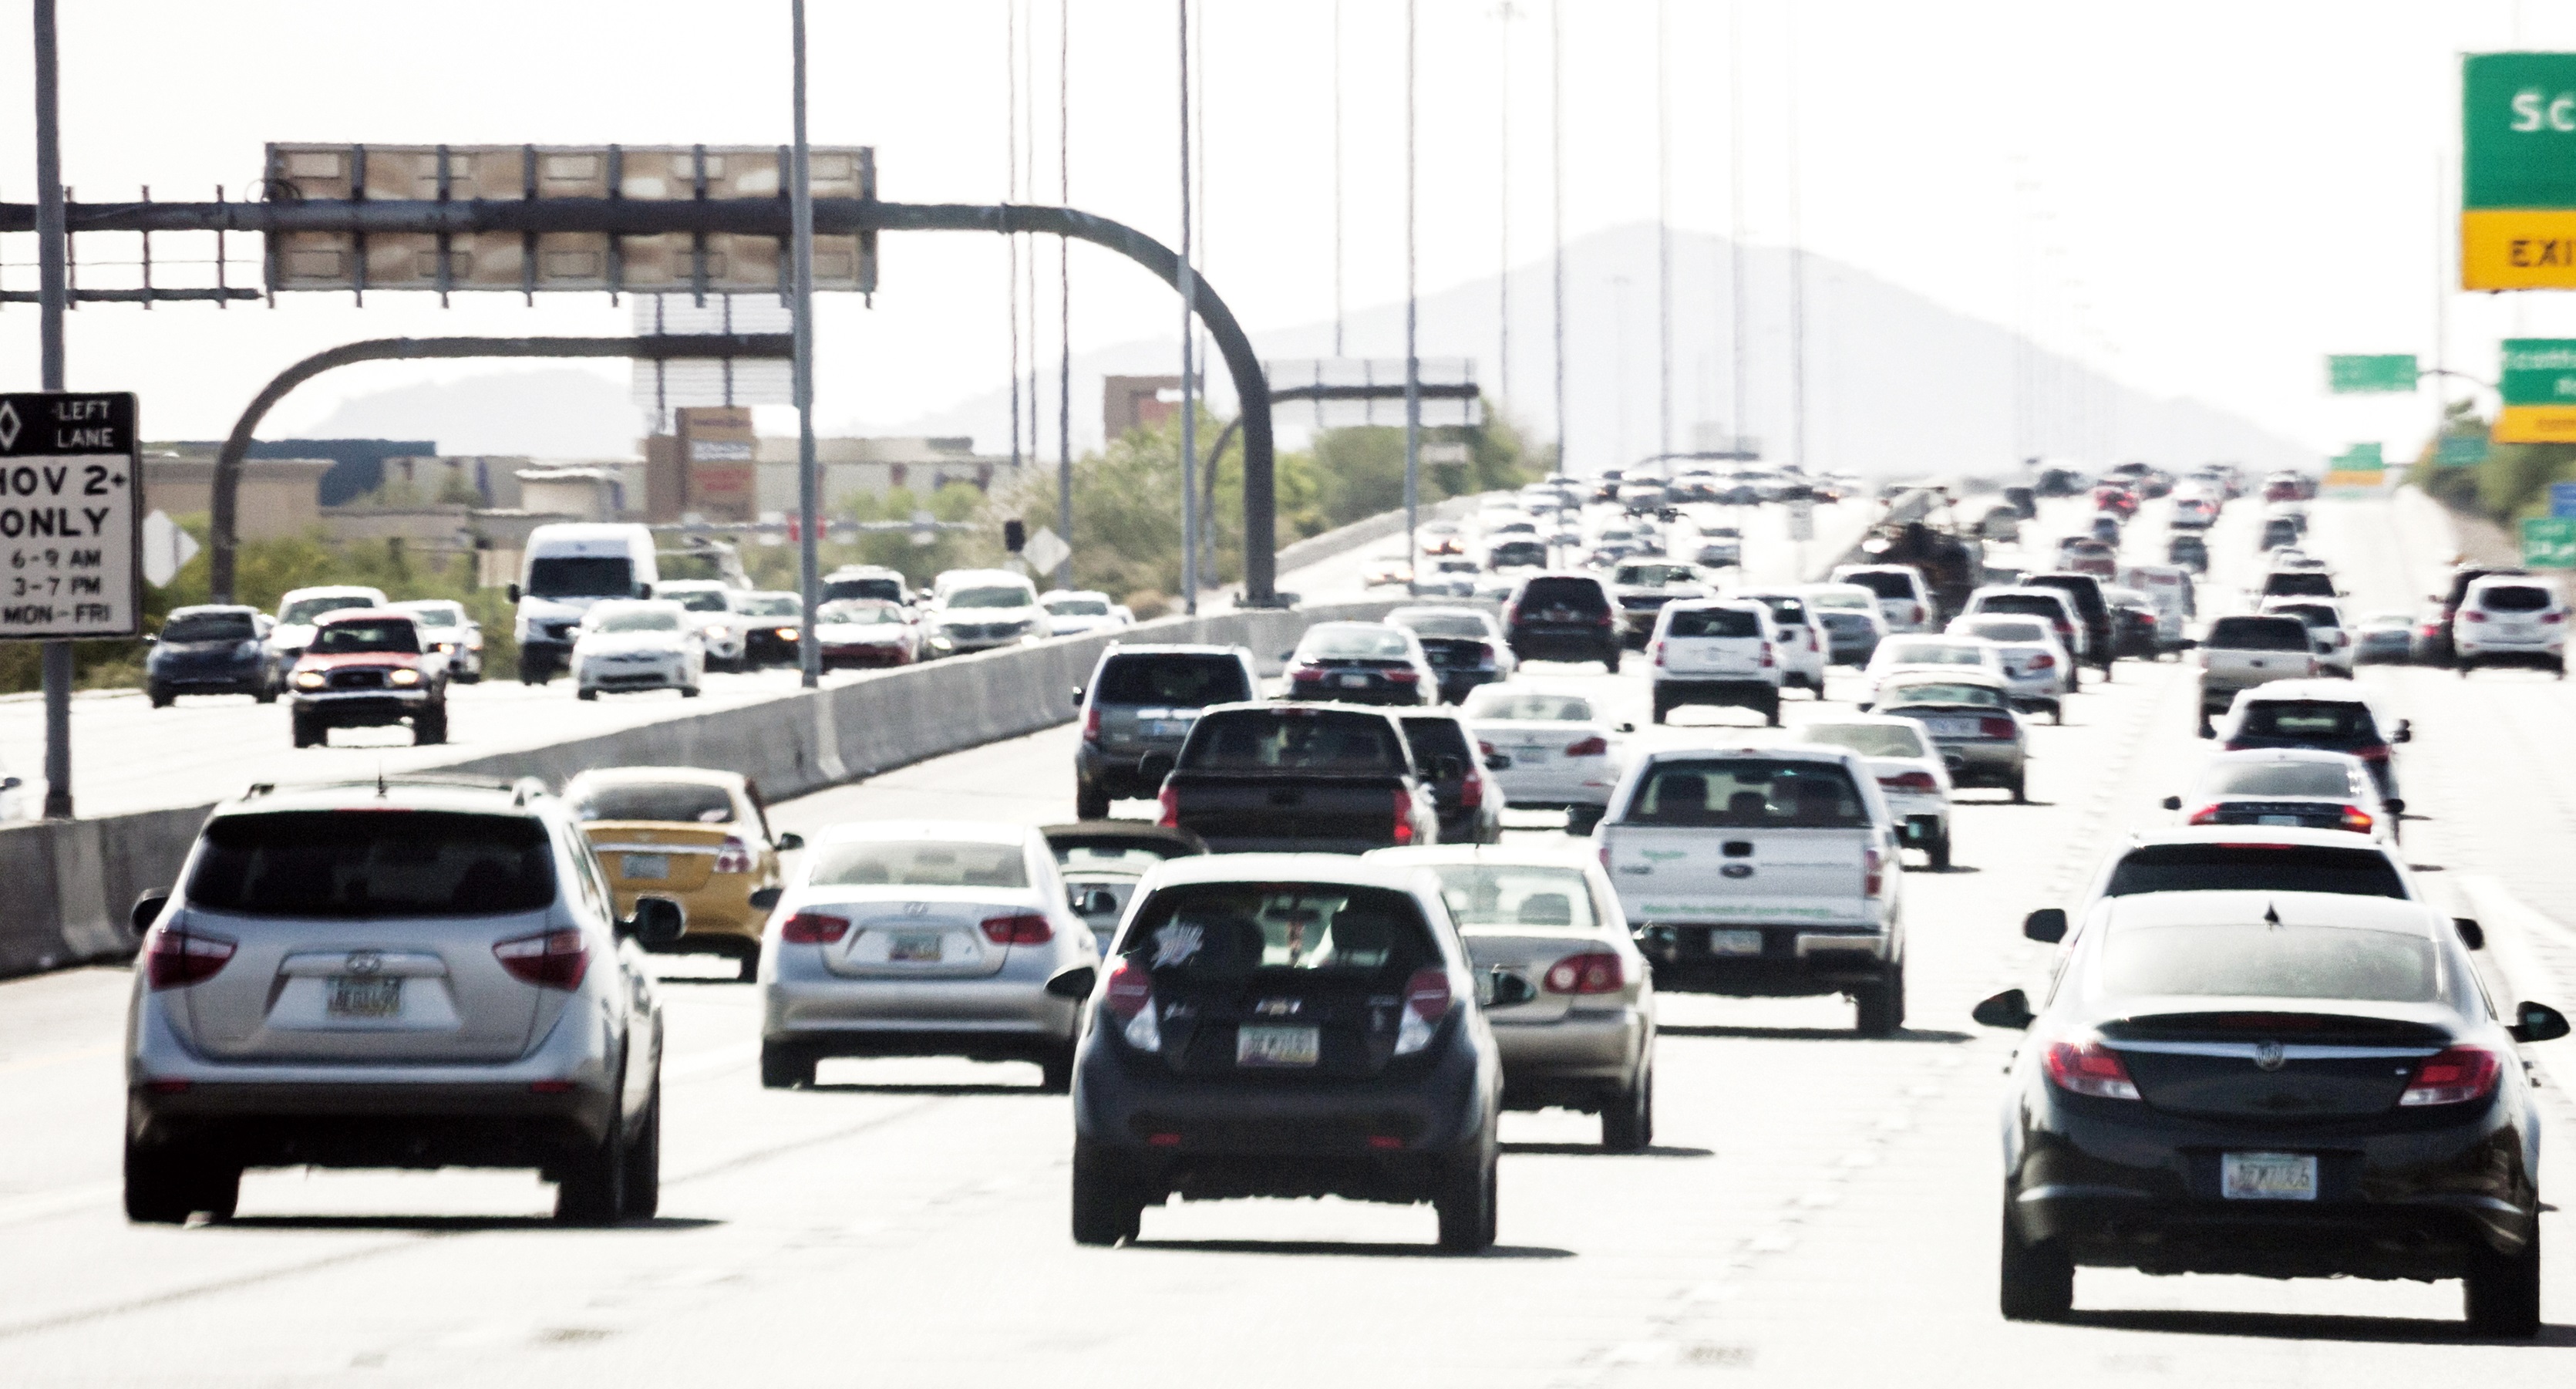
0 598 1400 980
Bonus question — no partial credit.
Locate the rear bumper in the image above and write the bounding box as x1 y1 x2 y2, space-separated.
150 667 268 693
1931 740 2023 786
1653 678 1780 709
1510 630 1618 662
762 969 1079 1051
1635 922 1893 996
1490 1010 1646 1104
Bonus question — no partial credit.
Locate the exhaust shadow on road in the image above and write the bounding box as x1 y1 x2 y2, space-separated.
1499 1142 1713 1158
220 1214 723 1234
1129 1238 1576 1260
2068 1307 2573 1347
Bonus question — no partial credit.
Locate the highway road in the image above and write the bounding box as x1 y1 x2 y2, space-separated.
5 487 2576 1383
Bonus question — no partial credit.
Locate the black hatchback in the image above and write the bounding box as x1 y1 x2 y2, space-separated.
145 605 281 706
1974 890 2567 1334
1502 572 1621 672
1065 856 1508 1251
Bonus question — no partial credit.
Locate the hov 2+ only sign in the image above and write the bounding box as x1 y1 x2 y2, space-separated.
0 393 143 639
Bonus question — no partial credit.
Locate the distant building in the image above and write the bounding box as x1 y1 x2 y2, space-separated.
749 435 1013 511
140 454 335 540
1103 376 1192 439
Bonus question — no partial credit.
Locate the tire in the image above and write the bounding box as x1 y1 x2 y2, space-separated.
736 949 759 983
1039 1047 1076 1094
1070 1141 1143 1246
147 686 173 710
1854 963 1905 1037
1999 1203 2075 1321
2465 1225 2542 1337
1929 831 1953 871
1565 804 1605 835
517 653 552 686
2049 702 2063 726
123 1138 201 1224
759 1042 815 1089
1074 783 1112 821
554 1105 628 1225
413 709 448 746
577 687 600 702
1601 1056 1654 1153
1601 646 1621 676
290 714 321 750
1433 1143 1498 1252
253 683 278 705
2009 768 2029 804
1650 693 1670 725
1763 695 1782 728
619 1079 662 1220
681 683 702 699
2195 712 2214 740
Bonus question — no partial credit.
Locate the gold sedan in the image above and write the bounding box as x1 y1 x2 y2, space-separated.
564 767 802 981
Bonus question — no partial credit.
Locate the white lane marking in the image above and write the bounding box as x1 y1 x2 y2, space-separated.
0 1182 118 1227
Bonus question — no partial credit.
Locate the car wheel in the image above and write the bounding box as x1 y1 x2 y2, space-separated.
123 1138 204 1225
413 710 448 746
1601 1057 1653 1153
619 1077 662 1220
517 654 551 685
1929 831 1953 871
2009 769 2029 804
2049 701 2063 726
759 1042 815 1089
1763 696 1782 728
2465 1225 2542 1337
1434 1141 1498 1252
1854 963 1905 1037
148 686 175 710
1070 1141 1143 1246
1602 647 1621 675
1039 1047 1076 1094
681 683 702 699
253 681 278 704
1074 783 1112 821
736 948 759 983
2195 712 2214 740
1565 804 1605 835
1650 693 1670 725
577 687 600 702
1999 1203 2075 1321
290 713 321 749
553 1107 628 1225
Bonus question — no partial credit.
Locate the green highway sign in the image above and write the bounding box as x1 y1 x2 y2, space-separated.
2437 432 2492 466
2328 355 2418 393
2522 516 2576 568
2464 55 2576 288
2500 339 2576 404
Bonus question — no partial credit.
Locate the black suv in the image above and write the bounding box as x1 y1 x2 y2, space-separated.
1072 645 1260 820
1503 572 1621 671
146 605 281 707
2025 572 2116 674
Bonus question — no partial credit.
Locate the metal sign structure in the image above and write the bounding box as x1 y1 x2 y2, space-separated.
2463 53 2576 290
1263 359 1481 430
0 392 143 640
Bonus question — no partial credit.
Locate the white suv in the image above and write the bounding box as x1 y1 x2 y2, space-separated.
2455 575 2567 677
1648 599 1783 725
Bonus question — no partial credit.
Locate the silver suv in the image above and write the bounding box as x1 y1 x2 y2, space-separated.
123 775 683 1225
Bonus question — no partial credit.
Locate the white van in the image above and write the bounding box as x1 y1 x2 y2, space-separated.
508 523 661 683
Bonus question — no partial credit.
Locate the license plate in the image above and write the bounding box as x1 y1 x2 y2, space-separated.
2221 1151 2318 1201
1339 673 1371 688
1149 719 1193 738
1514 745 1551 762
621 853 670 881
2257 814 2302 826
327 976 402 1019
1708 929 1765 956
1235 1024 1321 1068
1924 717 1981 738
887 932 945 963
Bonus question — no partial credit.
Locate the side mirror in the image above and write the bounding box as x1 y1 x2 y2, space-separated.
2382 798 2405 817
749 886 785 911
2022 908 2068 944
625 895 686 949
1072 887 1121 917
2511 1001 2571 1043
506 583 523 603
1483 969 1538 1008
1071 685 1085 710
131 888 171 935
1044 964 1098 1000
1484 753 1513 772
2393 720 2413 744
2160 795 2182 811
774 832 804 852
0 775 21 792
1615 721 1637 734
1971 988 2035 1030
2453 917 2485 951
142 633 157 645
1137 750 1177 787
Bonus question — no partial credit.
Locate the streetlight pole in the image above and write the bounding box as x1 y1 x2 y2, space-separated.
790 0 823 689
1403 0 1421 578
33 0 73 819
1177 0 1200 615
1550 0 1567 479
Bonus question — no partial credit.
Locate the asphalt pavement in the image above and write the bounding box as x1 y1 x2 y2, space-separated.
4 488 2575 1384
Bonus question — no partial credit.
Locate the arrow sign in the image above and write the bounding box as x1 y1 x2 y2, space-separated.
141 509 200 587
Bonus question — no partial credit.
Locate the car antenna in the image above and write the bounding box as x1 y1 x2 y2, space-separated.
2263 901 2281 928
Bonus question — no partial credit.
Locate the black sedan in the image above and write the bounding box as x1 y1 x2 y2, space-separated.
1974 888 2567 1334
1065 855 1509 1251
145 605 282 706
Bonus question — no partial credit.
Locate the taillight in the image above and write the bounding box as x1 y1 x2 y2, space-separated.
1291 663 1328 683
1384 666 1420 683
1591 612 1613 626
1863 847 1885 897
1391 787 1417 845
2464 611 2487 623
1158 783 1180 828
1082 704 1102 743
1651 641 1666 667
712 835 754 874
1473 642 1498 669
1978 716 2016 738
1502 602 1519 629
1911 602 1924 624
2399 1045 2501 1106
2186 804 2224 825
1479 740 1499 758
1543 951 1623 994
1564 735 1609 757
1458 773 1484 810
2339 805 2375 832
980 912 1052 946
2352 743 2391 763
2027 652 2055 669
1879 770 1938 793
1759 642 1776 668
2547 612 2567 625
1806 629 1818 652
1104 959 1161 1049
493 928 590 991
1396 966 1452 1055
144 926 235 990
780 912 851 944
2042 1036 2141 1100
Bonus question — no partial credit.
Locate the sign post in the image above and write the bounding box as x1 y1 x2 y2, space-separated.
2463 53 2576 290
2327 355 2419 393
2497 339 2576 443
2523 516 2576 568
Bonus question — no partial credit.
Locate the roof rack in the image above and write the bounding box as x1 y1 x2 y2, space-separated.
239 773 552 803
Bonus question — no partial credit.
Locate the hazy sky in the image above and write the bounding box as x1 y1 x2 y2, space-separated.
0 0 2562 460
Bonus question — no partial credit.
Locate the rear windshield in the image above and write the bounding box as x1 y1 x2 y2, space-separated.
807 838 1029 889
823 576 906 604
1519 577 1608 612
1667 606 1762 639
2026 576 2103 612
1626 758 1869 828
2268 604 2339 627
162 612 257 643
1426 865 1600 932
594 608 680 634
1121 883 1436 976
1182 709 1408 774
2204 762 2359 798
1616 564 1696 586
2101 923 2435 1003
312 619 419 655
1961 619 2046 642
1980 595 2067 623
2103 844 2405 899
1804 588 1871 610
950 585 1035 610
400 605 460 629
2240 700 2377 742
819 601 907 625
1842 571 1917 600
665 589 731 612
737 593 803 617
1800 723 1929 759
1301 625 1413 660
1046 597 1111 615
2206 616 2312 652
2480 584 2554 612
1876 680 2007 709
526 556 632 599
1878 640 1985 666
280 595 375 625
1743 595 1809 625
1462 689 1594 722
569 780 735 824
2265 572 2336 597
187 811 557 917
1094 654 1251 706
1393 612 1490 639
1399 716 1474 767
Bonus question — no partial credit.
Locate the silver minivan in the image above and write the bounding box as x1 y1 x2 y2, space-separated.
124 776 682 1225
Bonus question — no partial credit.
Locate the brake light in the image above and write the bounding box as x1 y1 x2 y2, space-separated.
2548 612 2567 625
1651 641 1666 667
1157 783 1180 827
1395 966 1452 1056
1979 716 2016 738
1564 735 1609 757
1543 951 1623 995
2464 611 2487 623
780 912 850 945
1479 740 1499 758
2352 743 2391 763
2339 804 2375 832
1759 642 1776 668
2399 1045 2501 1106
1863 847 1885 897
493 928 590 990
1082 704 1102 743
1592 612 1614 626
1384 666 1419 683
2186 804 2224 825
1104 959 1153 1017
2026 652 2055 670
1879 770 1938 793
712 835 754 874
1911 602 1924 624
1290 663 1328 683
1391 787 1417 845
1807 629 1818 652
980 912 1053 946
1473 642 1498 669
144 926 235 989
2042 1036 2141 1100
1458 770 1486 809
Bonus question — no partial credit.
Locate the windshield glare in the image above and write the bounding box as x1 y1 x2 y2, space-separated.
594 609 681 635
281 595 374 625
667 590 732 612
571 781 736 824
1046 598 1111 615
2100 922 2434 1003
1303 626 1413 660
1881 641 1985 666
1429 865 1600 932
1801 723 1928 759
807 839 1029 888
311 619 419 655
163 614 258 643
1463 689 1594 722
739 595 802 616
2205 762 2356 798
820 602 905 625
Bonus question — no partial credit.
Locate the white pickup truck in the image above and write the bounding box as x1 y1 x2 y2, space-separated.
1596 743 1908 1034
2194 613 2315 737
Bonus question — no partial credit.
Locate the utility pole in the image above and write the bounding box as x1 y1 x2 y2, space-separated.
1403 0 1421 578
1178 0 1200 615
1496 0 1513 406
1550 0 1567 479
1332 0 1345 359
33 0 73 818
1655 0 1672 465
790 0 823 689
1057 0 1072 589
1728 0 1747 455
1785 2 1807 478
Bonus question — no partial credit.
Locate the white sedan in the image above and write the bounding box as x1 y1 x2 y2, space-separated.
1945 615 2073 721
1041 589 1133 638
1790 713 1959 869
1859 635 2007 709
572 600 706 700
1460 685 1631 833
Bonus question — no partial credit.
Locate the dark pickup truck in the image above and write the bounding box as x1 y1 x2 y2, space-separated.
1151 703 1446 853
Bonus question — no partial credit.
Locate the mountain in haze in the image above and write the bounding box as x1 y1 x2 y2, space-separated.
287 368 639 458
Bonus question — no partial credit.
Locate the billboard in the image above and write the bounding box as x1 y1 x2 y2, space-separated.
263 143 876 296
